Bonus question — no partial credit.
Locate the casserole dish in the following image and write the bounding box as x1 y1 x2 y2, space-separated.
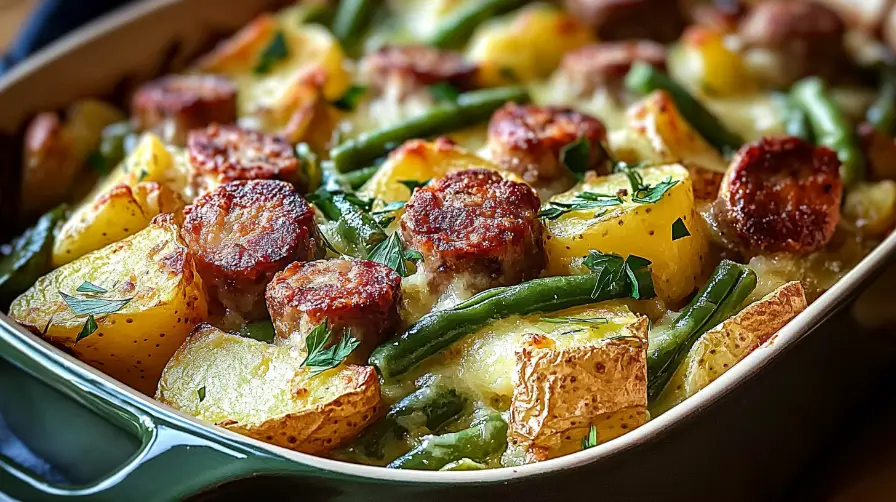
2 0 896 500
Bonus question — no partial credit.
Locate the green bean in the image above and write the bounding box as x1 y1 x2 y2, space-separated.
332 0 379 48
866 68 896 136
313 193 385 258
0 205 67 307
330 86 530 173
774 94 813 141
790 77 865 187
387 413 507 470
429 0 527 49
624 61 743 154
88 121 134 175
237 319 276 343
370 266 650 379
342 164 382 190
356 384 467 460
646 260 756 402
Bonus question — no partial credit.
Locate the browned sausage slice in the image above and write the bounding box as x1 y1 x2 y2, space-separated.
487 103 609 191
564 0 686 43
719 136 843 255
359 44 478 97
131 74 237 146
187 124 300 196
401 169 546 293
182 179 323 319
266 259 402 360
558 41 667 99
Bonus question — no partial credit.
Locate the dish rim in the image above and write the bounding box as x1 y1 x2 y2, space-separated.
1 0 894 485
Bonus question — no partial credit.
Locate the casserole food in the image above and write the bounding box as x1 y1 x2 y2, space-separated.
2 0 896 499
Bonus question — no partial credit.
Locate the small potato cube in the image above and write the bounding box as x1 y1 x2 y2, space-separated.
509 316 649 461
842 180 896 237
52 182 184 267
543 164 709 306
651 282 807 416
466 4 594 86
97 133 190 201
156 324 381 454
9 214 207 394
668 26 757 97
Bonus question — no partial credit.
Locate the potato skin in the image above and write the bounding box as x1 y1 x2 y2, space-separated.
266 259 402 360
510 316 649 461
9 214 207 394
156 324 381 455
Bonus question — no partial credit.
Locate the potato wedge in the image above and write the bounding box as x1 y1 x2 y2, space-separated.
543 164 709 306
509 316 649 461
668 26 757 97
156 324 381 454
96 133 191 201
466 4 593 86
842 180 896 237
651 282 807 416
9 214 207 394
52 182 184 267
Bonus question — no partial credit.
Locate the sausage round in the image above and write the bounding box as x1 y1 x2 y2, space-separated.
359 44 478 96
131 74 237 146
182 179 323 319
266 259 402 359
401 169 546 293
558 41 667 98
718 136 843 255
564 0 686 43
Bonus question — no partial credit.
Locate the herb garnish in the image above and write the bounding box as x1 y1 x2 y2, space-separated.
541 316 609 325
618 164 678 204
253 31 290 74
371 201 406 215
197 386 206 402
404 249 423 262
539 192 622 220
59 291 132 316
76 281 108 294
398 179 431 194
301 320 361 376
581 424 598 450
583 250 654 300
332 85 368 111
368 232 412 277
671 217 691 241
76 314 98 342
428 82 461 103
560 137 591 174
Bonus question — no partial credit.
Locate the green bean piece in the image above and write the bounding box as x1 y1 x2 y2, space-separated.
332 0 379 48
387 413 508 470
370 261 653 379
343 164 382 190
774 94 813 141
330 86 530 173
646 260 756 402
429 0 527 49
866 68 896 136
313 192 385 258
356 384 467 460
0 205 67 307
89 121 134 175
237 319 276 343
624 61 743 154
790 77 866 187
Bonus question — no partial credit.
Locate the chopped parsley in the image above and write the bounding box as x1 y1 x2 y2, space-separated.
301 320 361 376
253 31 290 74
59 291 132 316
75 314 98 343
404 249 423 262
539 191 622 220
332 84 368 111
671 217 691 241
583 250 654 300
618 164 678 204
76 281 107 294
197 386 207 402
371 201 406 215
581 424 598 450
560 137 591 174
368 232 412 277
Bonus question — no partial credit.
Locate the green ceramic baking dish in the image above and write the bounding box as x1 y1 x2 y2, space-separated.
3 1 896 500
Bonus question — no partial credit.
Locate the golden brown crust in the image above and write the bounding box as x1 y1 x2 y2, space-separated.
558 41 667 98
401 169 546 291
359 44 478 95
266 259 402 358
564 0 686 43
719 136 843 255
193 14 277 73
131 74 237 146
487 103 608 186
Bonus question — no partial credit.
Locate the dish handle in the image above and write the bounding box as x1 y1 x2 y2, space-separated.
0 322 316 501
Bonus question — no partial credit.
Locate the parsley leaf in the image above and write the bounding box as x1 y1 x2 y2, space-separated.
671 217 691 241
237 319 276 343
398 179 431 194
253 31 290 74
583 250 655 300
75 314 98 343
197 386 206 402
301 320 361 376
538 192 622 220
368 232 411 276
582 424 598 450
371 201 406 215
59 292 132 315
76 281 107 294
332 85 368 111
541 316 608 325
404 249 423 262
617 164 678 204
428 82 461 103
560 137 591 174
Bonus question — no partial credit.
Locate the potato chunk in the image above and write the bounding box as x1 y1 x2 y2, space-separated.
651 282 807 416
543 164 709 306
52 182 184 267
509 316 649 461
156 324 381 455
9 214 207 394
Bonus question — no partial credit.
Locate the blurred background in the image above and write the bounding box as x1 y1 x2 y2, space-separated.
1 0 896 500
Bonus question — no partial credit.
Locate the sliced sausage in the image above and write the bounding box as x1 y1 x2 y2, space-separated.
182 179 323 319
187 124 300 196
131 74 237 146
487 103 609 192
738 0 847 86
359 44 478 97
266 259 402 360
557 41 667 99
401 169 546 293
718 136 843 255
688 0 746 33
564 0 686 43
